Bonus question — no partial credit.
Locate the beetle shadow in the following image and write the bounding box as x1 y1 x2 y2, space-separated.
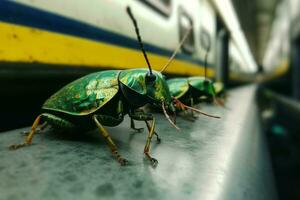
42 125 149 149
42 127 107 146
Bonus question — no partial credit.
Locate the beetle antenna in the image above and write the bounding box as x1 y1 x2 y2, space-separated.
162 102 180 131
173 97 220 119
160 26 192 73
126 6 153 74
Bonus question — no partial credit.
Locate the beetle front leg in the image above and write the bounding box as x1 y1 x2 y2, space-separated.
128 111 158 165
93 115 128 166
143 118 158 167
130 118 144 133
144 120 161 143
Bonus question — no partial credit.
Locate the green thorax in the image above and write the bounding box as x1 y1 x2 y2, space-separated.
119 69 147 95
188 76 216 97
43 70 120 116
167 78 189 99
119 68 172 105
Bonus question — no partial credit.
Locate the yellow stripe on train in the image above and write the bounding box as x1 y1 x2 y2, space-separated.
0 22 214 77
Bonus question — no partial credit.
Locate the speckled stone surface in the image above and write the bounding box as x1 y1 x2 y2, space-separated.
0 85 277 200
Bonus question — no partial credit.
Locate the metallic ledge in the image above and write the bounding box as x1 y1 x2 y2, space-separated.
0 85 277 200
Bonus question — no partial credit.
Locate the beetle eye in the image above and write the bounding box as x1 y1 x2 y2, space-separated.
146 73 156 83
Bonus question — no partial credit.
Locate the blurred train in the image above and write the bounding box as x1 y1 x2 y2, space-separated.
0 0 257 130
0 0 258 79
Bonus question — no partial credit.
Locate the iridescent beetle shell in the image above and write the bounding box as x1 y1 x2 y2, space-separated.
43 69 174 117
43 70 119 116
167 76 216 104
167 78 189 99
188 77 216 99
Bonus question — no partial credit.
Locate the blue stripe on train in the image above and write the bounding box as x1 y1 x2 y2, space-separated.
0 0 211 68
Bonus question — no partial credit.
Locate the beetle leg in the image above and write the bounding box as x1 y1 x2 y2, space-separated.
179 99 195 121
130 118 144 133
22 121 48 136
143 118 158 167
129 110 161 143
10 114 42 150
190 98 198 119
144 120 161 144
93 115 128 166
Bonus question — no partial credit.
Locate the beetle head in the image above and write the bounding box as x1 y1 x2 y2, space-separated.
126 6 178 129
145 70 178 129
119 69 176 125
145 71 174 109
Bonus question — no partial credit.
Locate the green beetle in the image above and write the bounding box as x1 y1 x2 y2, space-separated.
166 34 225 112
162 28 223 115
167 77 221 119
9 7 178 166
167 76 216 106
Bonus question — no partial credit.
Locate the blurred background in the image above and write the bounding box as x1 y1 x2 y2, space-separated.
0 0 300 199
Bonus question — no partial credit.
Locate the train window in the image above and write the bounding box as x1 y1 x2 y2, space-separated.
200 28 211 51
178 8 195 54
138 0 171 17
